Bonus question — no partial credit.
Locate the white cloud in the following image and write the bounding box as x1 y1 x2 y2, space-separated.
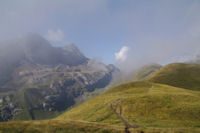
115 46 129 61
45 29 65 42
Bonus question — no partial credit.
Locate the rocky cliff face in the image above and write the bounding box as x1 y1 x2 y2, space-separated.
0 34 119 121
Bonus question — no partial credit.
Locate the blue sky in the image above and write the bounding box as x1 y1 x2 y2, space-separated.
0 0 200 67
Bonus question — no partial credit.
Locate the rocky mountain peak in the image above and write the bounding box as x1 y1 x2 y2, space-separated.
0 34 119 121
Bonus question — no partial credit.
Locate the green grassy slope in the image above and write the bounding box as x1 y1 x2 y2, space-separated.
56 81 200 128
1 120 200 133
0 120 124 133
132 64 162 81
149 63 200 91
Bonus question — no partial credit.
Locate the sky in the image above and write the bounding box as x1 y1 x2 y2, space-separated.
0 0 200 69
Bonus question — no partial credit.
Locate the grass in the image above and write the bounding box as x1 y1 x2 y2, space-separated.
0 120 124 133
0 120 200 133
132 64 162 81
56 81 200 128
2 62 200 132
149 63 200 91
0 81 200 132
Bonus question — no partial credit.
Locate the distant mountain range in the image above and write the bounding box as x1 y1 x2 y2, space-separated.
0 34 119 121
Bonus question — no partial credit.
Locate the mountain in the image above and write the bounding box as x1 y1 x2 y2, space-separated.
0 34 88 66
0 34 118 121
132 64 162 81
56 81 200 128
0 63 200 132
149 63 200 91
0 34 88 85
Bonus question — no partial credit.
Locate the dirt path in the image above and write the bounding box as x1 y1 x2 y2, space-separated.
146 85 153 93
110 99 139 133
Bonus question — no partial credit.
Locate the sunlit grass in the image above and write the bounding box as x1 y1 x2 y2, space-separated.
56 81 200 128
149 63 200 91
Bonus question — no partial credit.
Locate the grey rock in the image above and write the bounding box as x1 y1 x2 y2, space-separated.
0 34 119 121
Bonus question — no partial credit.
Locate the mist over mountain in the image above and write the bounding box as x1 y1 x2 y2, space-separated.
0 34 118 121
1 1 200 132
0 34 89 85
185 54 200 64
0 34 88 66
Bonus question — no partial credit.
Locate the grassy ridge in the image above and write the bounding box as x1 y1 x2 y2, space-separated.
56 81 200 128
132 64 162 81
0 120 124 133
149 63 200 91
0 120 200 133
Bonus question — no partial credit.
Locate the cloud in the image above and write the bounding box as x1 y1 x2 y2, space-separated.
115 46 129 62
45 29 65 43
0 0 200 68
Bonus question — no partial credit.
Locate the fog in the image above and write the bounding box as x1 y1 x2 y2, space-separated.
1 0 200 73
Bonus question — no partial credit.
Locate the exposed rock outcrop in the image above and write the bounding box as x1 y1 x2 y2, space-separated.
0 34 119 121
